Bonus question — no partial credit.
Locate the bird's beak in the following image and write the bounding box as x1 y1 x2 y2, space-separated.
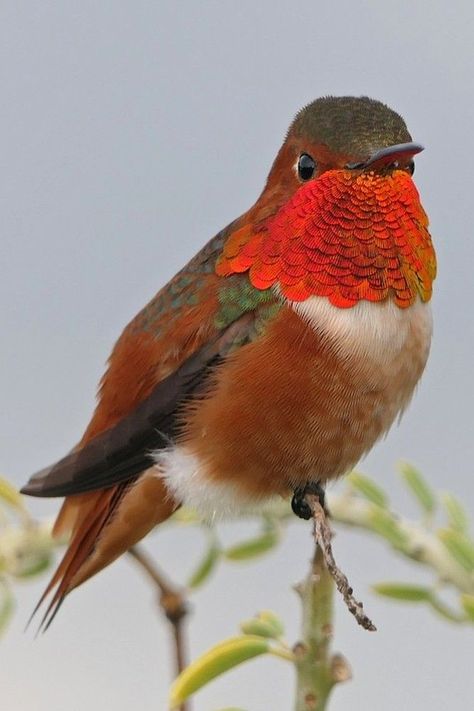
346 142 424 170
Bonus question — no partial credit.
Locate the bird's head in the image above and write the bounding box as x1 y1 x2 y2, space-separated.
217 96 436 308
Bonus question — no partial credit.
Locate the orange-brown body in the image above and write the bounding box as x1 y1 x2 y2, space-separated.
22 96 436 626
178 302 431 502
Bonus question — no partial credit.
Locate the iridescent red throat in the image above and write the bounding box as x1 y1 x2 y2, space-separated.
216 170 436 308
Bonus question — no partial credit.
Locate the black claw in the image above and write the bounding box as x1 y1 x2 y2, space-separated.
291 488 312 520
291 482 326 520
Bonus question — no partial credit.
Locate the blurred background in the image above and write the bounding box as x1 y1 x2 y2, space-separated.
1 2 473 709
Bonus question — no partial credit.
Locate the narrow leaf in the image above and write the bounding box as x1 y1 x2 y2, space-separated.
460 594 474 622
438 529 474 572
369 509 409 549
441 493 470 534
224 524 279 561
258 610 285 637
373 582 432 602
240 610 284 639
426 594 467 624
398 462 436 514
4 529 54 579
13 552 52 579
347 472 388 507
169 635 270 707
187 539 220 589
240 619 279 638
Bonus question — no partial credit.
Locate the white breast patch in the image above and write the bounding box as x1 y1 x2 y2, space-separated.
291 296 432 365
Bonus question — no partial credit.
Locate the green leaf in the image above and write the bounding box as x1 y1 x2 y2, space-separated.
4 529 54 579
398 462 436 515
240 619 278 638
427 594 467 624
0 476 25 513
373 582 432 602
12 552 52 579
369 509 409 549
0 582 15 637
374 583 469 623
441 493 470 534
187 538 220 589
240 610 284 639
258 610 285 637
169 635 270 708
438 529 474 572
347 472 388 507
224 523 280 561
460 594 474 622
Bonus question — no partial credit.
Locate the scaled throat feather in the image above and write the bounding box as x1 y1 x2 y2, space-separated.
216 170 436 308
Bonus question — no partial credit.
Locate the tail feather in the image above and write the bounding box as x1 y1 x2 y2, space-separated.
33 485 128 633
31 470 176 631
52 492 98 539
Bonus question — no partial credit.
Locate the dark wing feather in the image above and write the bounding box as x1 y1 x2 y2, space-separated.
21 315 253 498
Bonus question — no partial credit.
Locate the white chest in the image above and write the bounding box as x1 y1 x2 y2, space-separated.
291 296 433 367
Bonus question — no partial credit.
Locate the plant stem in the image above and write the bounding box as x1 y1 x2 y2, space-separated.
294 545 351 711
128 546 190 711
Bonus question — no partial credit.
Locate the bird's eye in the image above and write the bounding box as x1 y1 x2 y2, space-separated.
407 160 415 176
297 153 316 181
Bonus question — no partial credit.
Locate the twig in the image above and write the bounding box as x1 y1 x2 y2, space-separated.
128 546 190 711
304 493 376 631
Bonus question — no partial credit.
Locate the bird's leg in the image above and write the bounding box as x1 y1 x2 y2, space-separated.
291 481 327 520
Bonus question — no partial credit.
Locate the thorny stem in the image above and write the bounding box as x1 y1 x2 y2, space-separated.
294 545 352 711
293 493 378 710
128 546 190 711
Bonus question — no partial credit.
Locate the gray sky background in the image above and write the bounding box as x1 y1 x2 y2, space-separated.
1 2 473 710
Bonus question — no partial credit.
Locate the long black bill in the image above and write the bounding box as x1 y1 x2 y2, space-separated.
346 142 424 170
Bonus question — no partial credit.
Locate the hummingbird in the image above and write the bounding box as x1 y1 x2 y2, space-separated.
22 96 436 627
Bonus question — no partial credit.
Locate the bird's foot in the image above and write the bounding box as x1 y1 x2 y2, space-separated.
291 481 326 520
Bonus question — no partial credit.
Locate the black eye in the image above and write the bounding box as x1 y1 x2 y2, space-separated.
297 153 316 181
407 160 415 176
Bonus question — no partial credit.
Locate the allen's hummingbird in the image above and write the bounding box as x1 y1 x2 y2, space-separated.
22 96 436 626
